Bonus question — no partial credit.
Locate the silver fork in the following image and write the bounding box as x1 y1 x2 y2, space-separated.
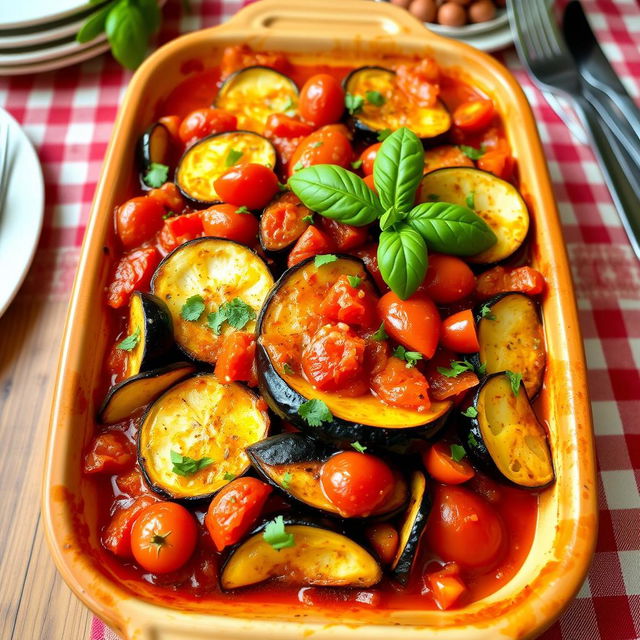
508 0 640 261
0 121 10 217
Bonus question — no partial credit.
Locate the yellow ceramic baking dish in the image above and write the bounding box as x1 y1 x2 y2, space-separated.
42 1 597 638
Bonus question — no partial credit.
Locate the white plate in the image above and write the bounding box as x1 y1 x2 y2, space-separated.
0 14 89 50
0 33 106 65
0 0 96 32
0 107 44 318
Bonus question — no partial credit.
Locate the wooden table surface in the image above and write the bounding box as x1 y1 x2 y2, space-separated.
0 293 92 640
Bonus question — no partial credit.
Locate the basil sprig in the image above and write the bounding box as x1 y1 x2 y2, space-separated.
288 127 497 299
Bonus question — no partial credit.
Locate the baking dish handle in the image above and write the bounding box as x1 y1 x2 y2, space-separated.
222 0 430 40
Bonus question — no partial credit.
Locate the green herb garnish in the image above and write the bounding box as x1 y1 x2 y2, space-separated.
461 406 478 418
437 360 474 378
283 363 295 375
223 472 236 481
505 370 523 396
393 345 423 368
351 159 363 170
459 144 486 160
347 275 361 288
225 148 243 167
143 162 169 188
366 90 386 107
207 297 256 334
263 515 295 550
466 191 475 210
116 327 140 351
281 471 293 489
302 214 314 224
345 93 364 115
314 254 338 267
372 323 388 341
170 450 213 477
479 303 496 320
298 399 333 427
180 294 206 322
351 441 367 453
450 444 467 462
376 128 392 141
235 206 250 214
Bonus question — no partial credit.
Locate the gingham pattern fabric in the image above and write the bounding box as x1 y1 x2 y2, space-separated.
1 1 638 639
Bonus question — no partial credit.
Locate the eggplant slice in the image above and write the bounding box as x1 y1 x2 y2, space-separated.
214 66 299 134
343 66 450 141
247 433 408 518
125 291 174 378
259 191 312 254
390 471 431 585
175 130 277 204
461 373 554 489
138 373 270 501
98 362 196 425
476 293 546 398
137 122 172 177
257 255 451 448
152 237 274 364
220 516 382 590
419 167 529 263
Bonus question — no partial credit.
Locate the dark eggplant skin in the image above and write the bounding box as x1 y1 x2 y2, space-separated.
137 122 172 190
247 432 332 467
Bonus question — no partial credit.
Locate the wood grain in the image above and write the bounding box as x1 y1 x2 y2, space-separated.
0 293 93 640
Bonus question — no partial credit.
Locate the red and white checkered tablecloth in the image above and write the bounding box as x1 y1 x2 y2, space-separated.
1 0 638 638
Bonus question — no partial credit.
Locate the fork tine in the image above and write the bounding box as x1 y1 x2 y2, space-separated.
529 0 563 57
0 123 10 214
509 0 539 64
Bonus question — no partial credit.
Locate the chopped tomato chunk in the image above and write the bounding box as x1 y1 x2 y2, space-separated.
84 431 135 474
351 243 387 291
319 275 378 328
477 149 514 181
423 145 474 174
319 218 369 251
106 246 160 309
287 226 334 268
428 569 467 610
215 332 256 384
425 349 479 401
264 113 314 139
371 356 431 411
115 468 149 498
158 212 203 253
147 182 185 213
475 265 545 299
396 57 440 107
102 495 158 558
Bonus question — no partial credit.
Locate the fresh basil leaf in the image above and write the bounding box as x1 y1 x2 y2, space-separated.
406 201 497 256
77 1 115 43
289 164 383 226
379 207 405 231
377 128 392 141
377 224 427 300
136 0 162 35
105 0 148 70
373 127 424 212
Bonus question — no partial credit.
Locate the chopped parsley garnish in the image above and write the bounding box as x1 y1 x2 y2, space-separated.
281 471 293 489
277 181 287 191
505 370 523 396
298 398 333 427
476 361 487 376
225 148 243 167
311 141 324 149
292 161 304 172
283 95 295 112
116 327 140 351
461 406 478 418
351 441 367 453
207 297 256 335
450 444 467 462
180 294 206 322
366 90 386 107
302 214 314 224
345 93 364 115
393 345 423 368
479 303 496 320
377 128 392 141
283 362 295 375
466 191 475 210
372 323 388 341
347 275 361 288
467 432 480 449
170 451 214 476
351 158 363 170
223 472 236 481
162 210 176 220
314 254 338 267
235 206 250 214
143 162 169 188
459 144 486 160
263 515 295 550
437 360 474 378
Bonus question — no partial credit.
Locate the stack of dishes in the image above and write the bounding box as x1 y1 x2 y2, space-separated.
0 0 111 76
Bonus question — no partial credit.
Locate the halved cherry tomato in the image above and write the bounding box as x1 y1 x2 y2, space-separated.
264 113 314 139
428 568 467 610
365 523 399 565
351 243 387 291
370 356 431 412
83 431 135 474
440 309 479 353
363 174 377 193
423 442 475 485
475 265 545 299
102 495 158 558
426 485 505 569
319 275 378 328
477 149 514 181
418 254 475 304
205 477 272 551
377 291 440 358
424 349 479 401
287 226 334 268
213 163 279 210
358 142 382 176
260 191 311 250
147 182 185 213
299 73 345 127
320 451 394 517
288 126 353 177
214 332 256 383
302 324 366 391
106 246 161 309
453 99 495 133
116 196 165 249
319 218 369 251
178 107 237 146
158 212 204 254
200 204 259 246
131 502 198 573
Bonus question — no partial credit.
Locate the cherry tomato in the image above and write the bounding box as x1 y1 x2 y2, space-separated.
365 523 399 565
319 218 368 251
319 275 378 328
214 163 279 210
302 324 366 391
288 127 353 177
287 225 334 268
363 173 377 193
359 143 382 176
440 309 479 353
102 495 158 558
475 265 545 299
83 432 135 474
298 73 345 127
205 477 272 551
131 502 198 573
158 212 204 254
147 182 185 213
426 485 505 569
214 332 256 383
370 356 431 412
200 204 259 246
264 113 314 139
418 254 475 304
178 107 237 146
116 196 165 249
320 451 394 517
453 99 495 133
423 442 475 485
106 246 161 309
377 292 440 358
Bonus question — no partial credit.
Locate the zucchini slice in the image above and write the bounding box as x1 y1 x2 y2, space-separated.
137 122 172 178
138 373 270 501
220 517 382 590
419 167 529 263
98 362 196 425
257 255 451 448
476 293 546 398
390 471 431 585
461 373 554 489
259 191 312 254
175 131 276 204
152 238 274 364
125 292 174 378
343 66 450 141
214 66 299 134
247 433 408 518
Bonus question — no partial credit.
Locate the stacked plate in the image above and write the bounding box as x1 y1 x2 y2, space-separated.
0 0 111 76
